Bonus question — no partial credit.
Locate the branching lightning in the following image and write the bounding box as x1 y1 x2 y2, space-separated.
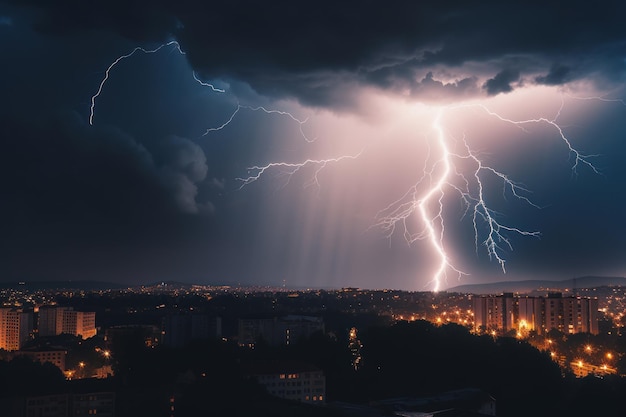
372 98 601 291
89 40 223 126
201 104 316 142
89 42 314 144
236 152 363 190
472 101 600 176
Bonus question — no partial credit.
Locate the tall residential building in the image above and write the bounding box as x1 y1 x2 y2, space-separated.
0 308 33 351
472 293 517 333
38 306 70 337
37 306 96 339
474 293 598 335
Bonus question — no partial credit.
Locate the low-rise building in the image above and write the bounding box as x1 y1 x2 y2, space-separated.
243 360 326 404
16 347 67 371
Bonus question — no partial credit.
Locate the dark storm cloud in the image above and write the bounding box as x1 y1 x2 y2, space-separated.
5 0 626 105
483 69 520 95
411 72 480 100
11 0 175 41
0 111 211 225
157 135 210 214
535 64 573 86
364 61 481 101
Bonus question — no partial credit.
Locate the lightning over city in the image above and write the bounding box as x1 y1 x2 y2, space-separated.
3 2 626 414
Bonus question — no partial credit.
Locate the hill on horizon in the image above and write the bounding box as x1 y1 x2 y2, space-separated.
446 276 626 295
0 280 128 291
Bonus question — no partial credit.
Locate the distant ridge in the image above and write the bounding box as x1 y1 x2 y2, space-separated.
0 281 128 291
446 276 626 295
141 281 195 289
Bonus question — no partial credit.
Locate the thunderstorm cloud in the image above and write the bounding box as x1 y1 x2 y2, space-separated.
4 0 626 105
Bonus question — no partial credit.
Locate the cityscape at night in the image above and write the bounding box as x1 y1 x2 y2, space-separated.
2 1 626 416
2 281 626 415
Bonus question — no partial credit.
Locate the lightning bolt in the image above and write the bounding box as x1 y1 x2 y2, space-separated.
89 40 223 126
372 110 472 292
236 152 363 190
89 41 314 144
472 100 600 176
373 97 602 291
566 94 626 107
201 104 316 143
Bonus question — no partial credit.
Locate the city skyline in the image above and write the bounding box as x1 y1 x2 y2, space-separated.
1 2 626 291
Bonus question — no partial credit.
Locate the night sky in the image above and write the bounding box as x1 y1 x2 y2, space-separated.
1 1 625 290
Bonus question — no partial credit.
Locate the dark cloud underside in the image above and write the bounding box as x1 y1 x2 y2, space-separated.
4 0 626 104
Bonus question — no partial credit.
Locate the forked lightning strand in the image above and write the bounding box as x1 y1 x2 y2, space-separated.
89 42 313 143
374 100 599 291
202 104 316 143
236 152 363 190
474 101 600 175
89 41 223 126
